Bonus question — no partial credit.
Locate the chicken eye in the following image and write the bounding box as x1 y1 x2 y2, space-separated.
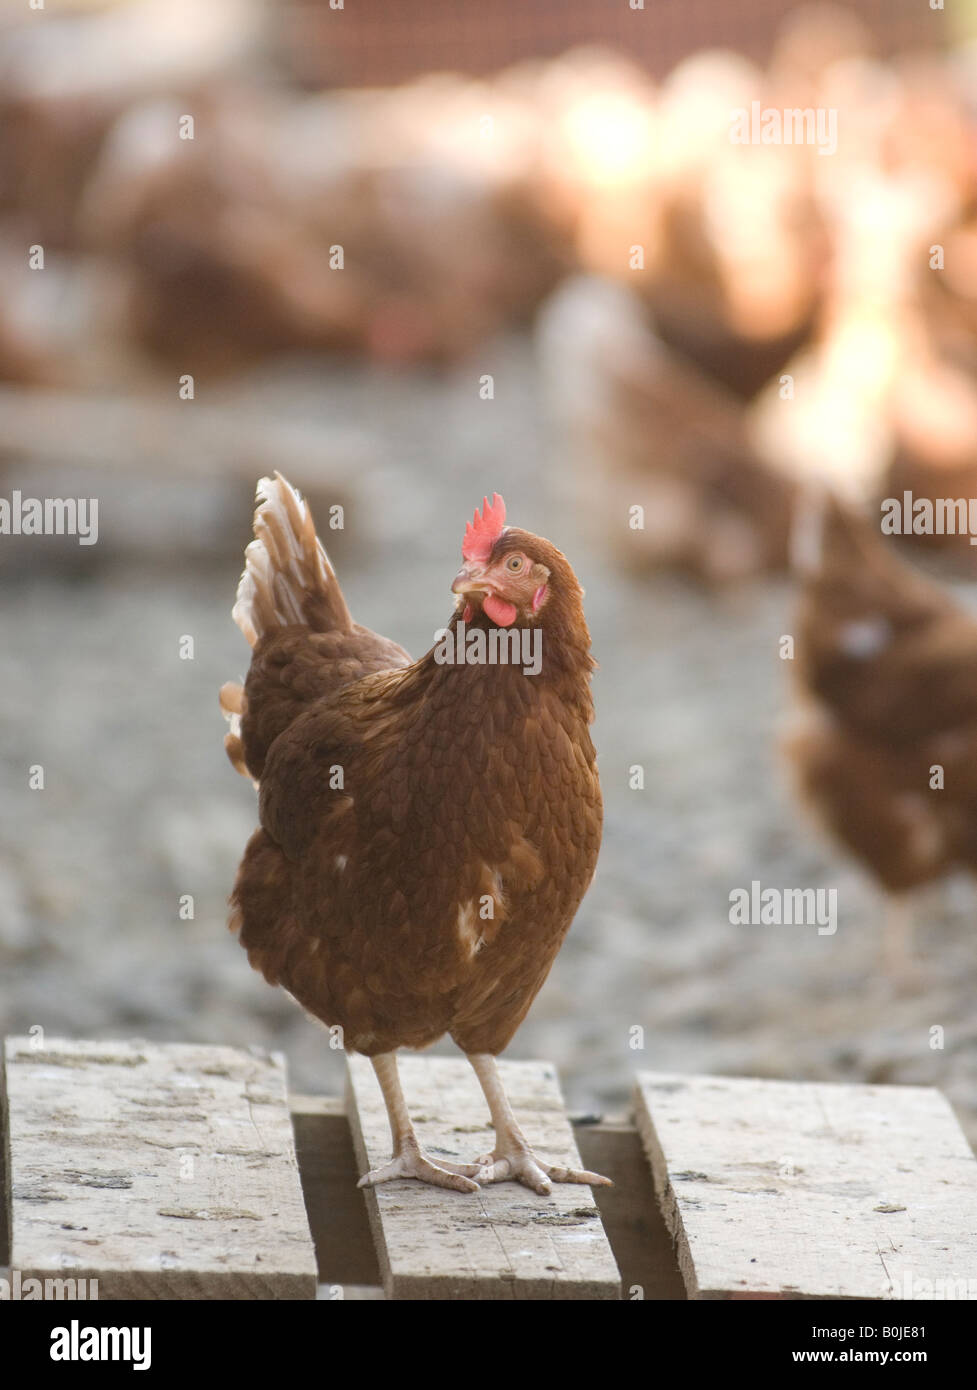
505 554 525 573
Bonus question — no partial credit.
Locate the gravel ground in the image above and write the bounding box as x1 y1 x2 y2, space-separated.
2 337 976 1147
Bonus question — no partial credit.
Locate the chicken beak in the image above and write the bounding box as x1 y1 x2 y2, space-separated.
451 565 487 595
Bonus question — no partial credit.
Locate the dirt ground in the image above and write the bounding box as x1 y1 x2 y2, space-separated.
2 337 976 1147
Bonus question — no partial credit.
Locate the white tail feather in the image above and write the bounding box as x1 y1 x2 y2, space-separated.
231 472 346 648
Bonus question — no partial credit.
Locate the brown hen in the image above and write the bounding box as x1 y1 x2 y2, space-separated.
786 491 977 974
222 477 607 1194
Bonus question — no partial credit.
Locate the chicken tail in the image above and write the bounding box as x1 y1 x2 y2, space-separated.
231 471 352 647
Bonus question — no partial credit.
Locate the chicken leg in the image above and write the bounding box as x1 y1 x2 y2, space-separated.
459 1053 612 1196
881 894 922 991
357 1052 480 1193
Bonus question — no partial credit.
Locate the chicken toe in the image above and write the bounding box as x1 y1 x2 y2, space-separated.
358 1142 480 1194
358 1051 480 1193
463 1052 612 1193
467 1144 611 1195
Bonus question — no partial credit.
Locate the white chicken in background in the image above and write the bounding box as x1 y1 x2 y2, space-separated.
749 160 960 507
537 274 795 584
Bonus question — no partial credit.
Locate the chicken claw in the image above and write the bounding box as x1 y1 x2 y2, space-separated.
460 1053 613 1194
358 1052 481 1192
358 1141 480 1194
463 1145 612 1196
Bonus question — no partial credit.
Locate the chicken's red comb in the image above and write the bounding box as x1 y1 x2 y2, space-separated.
462 493 507 563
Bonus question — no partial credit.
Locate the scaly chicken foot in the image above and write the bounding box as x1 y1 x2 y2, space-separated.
460 1146 611 1196
358 1051 480 1193
462 1052 612 1195
357 1136 479 1193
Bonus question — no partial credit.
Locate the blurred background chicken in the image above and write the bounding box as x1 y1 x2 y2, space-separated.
80 81 571 373
537 275 796 583
787 491 977 978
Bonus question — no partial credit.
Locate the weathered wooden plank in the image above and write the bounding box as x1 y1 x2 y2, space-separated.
3 1037 317 1299
346 1055 622 1300
0 385 371 486
316 1282 386 1300
0 387 364 568
573 1120 686 1301
635 1071 977 1300
0 1052 9 1272
289 1094 381 1292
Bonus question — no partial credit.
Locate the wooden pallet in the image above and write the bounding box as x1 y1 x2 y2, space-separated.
4 1037 976 1300
0 1037 317 1299
346 1055 621 1299
635 1072 977 1300
0 384 367 571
